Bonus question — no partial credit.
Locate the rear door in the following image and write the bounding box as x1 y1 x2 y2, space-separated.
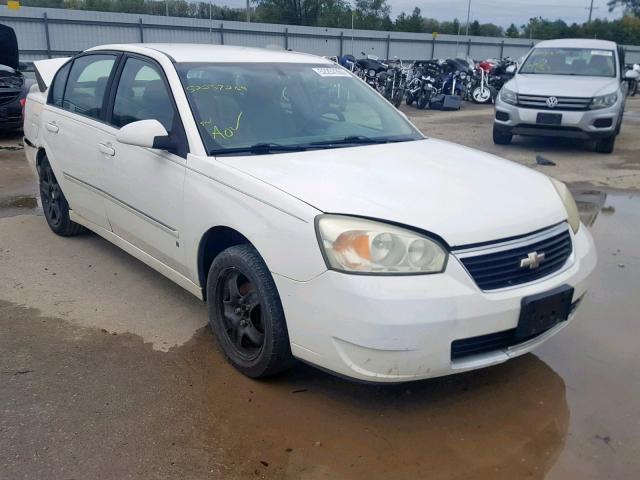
41 53 119 229
97 55 188 275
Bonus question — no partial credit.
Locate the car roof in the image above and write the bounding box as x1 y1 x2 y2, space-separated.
87 43 333 64
534 38 617 50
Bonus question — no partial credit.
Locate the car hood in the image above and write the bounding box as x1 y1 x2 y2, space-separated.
218 139 567 247
508 74 619 97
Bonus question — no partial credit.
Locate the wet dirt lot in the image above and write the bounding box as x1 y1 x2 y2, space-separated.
1 101 639 479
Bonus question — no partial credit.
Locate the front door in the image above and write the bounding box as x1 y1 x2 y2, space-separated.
98 55 188 275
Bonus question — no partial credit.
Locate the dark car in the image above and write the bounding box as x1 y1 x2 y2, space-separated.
0 24 35 131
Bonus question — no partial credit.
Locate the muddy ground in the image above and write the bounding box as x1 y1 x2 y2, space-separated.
1 99 639 479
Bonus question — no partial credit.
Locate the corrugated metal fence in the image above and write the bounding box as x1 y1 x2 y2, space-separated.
2 5 640 64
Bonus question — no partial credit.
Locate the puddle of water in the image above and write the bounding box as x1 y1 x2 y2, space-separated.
0 195 41 218
540 188 640 479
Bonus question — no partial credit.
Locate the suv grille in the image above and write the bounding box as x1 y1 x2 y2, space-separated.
517 94 591 111
457 226 573 291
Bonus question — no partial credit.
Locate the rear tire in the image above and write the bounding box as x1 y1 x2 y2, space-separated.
492 124 512 145
38 156 85 236
416 94 429 110
405 93 414 106
206 244 295 378
595 134 615 154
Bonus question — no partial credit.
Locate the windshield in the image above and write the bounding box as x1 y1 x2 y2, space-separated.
520 48 616 77
176 62 422 155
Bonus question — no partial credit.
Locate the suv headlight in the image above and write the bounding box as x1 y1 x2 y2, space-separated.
549 178 580 233
590 93 617 109
316 215 448 274
500 87 517 105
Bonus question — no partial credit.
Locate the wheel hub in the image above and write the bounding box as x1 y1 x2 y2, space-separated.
217 268 265 360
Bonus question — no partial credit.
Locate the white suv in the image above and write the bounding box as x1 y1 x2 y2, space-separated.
24 44 596 383
494 38 626 153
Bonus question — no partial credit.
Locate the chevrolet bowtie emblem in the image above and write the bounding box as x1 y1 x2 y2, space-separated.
520 251 546 269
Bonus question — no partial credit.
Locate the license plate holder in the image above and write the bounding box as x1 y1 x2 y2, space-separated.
516 285 574 340
536 113 562 125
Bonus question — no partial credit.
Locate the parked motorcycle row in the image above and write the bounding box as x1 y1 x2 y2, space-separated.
330 53 518 111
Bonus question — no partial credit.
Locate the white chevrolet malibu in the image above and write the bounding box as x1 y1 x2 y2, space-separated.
24 44 596 382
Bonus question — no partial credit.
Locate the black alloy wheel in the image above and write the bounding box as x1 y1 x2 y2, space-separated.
216 267 265 361
38 156 84 236
207 244 295 378
39 160 63 229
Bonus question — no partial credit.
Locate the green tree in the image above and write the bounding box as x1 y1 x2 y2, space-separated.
505 23 520 38
607 0 640 16
395 7 423 33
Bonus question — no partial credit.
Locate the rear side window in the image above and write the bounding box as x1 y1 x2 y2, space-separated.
49 62 71 108
63 54 117 120
111 57 175 133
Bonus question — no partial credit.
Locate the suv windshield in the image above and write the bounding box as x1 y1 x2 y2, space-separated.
520 47 616 78
176 62 422 155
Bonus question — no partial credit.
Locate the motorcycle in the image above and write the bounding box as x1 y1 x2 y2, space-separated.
405 61 439 109
470 57 517 104
379 59 408 108
353 53 388 92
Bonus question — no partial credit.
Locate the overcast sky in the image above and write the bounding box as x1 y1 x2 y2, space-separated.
221 0 622 28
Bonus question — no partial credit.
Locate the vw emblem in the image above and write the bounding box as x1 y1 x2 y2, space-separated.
520 251 546 269
546 96 558 108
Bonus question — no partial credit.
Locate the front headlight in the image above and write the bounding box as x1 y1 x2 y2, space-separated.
316 215 447 275
549 178 580 233
590 93 617 109
500 87 517 105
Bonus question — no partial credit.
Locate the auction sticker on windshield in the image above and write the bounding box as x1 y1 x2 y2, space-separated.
591 50 613 56
312 67 350 77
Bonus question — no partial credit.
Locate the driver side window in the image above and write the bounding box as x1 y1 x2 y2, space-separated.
111 57 175 134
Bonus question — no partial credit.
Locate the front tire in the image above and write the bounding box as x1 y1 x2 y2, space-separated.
38 156 84 236
492 124 512 145
206 244 295 378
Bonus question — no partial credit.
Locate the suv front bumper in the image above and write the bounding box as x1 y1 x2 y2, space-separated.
494 96 621 139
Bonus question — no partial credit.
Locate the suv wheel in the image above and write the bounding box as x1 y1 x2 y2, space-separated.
206 244 295 378
492 124 512 145
595 134 616 154
38 156 85 236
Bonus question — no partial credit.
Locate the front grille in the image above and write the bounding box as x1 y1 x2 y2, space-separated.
458 227 573 291
0 90 20 106
517 94 591 111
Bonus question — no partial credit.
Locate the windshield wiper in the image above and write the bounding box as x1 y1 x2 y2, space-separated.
309 135 413 147
209 142 308 156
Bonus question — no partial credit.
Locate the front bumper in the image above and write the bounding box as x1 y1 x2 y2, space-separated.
275 224 596 383
494 96 621 140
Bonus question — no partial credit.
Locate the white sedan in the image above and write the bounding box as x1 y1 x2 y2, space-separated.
24 44 597 382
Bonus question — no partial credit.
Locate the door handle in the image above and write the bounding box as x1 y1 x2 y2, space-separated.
98 142 115 157
45 122 59 133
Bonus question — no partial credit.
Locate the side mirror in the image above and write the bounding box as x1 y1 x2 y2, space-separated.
116 119 170 150
506 65 516 74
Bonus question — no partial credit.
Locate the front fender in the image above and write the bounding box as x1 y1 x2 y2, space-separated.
183 154 328 286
